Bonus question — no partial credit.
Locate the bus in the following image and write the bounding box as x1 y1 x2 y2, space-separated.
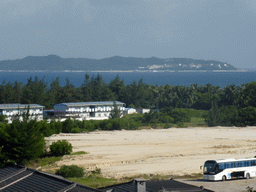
203 157 256 181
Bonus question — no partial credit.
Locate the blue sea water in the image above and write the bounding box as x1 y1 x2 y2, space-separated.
0 71 255 88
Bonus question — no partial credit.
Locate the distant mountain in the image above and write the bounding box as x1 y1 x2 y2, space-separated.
0 55 237 71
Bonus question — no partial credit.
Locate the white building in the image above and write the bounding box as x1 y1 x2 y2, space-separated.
123 108 137 115
0 103 44 123
136 108 150 114
53 101 125 121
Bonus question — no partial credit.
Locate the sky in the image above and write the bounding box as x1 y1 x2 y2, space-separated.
0 0 256 68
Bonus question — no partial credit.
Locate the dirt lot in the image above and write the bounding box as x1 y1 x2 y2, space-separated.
46 127 256 179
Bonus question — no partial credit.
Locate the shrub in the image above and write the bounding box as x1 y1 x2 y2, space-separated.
50 140 72 156
163 123 173 129
176 122 188 128
71 127 81 133
56 165 84 178
91 167 101 174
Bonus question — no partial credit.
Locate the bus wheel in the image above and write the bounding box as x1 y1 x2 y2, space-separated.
246 173 250 179
222 175 226 181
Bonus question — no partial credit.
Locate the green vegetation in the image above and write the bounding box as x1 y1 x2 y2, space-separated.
26 156 62 169
0 117 45 165
68 175 131 188
1 76 256 171
50 140 73 156
56 165 84 178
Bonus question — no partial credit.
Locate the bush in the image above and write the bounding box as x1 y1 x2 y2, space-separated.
71 127 81 133
50 140 72 156
56 165 84 178
163 123 173 129
176 122 188 128
91 168 101 174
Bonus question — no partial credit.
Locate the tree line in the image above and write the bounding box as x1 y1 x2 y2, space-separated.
0 74 255 110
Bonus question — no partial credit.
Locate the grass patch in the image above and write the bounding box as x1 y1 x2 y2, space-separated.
68 175 130 188
26 156 62 169
71 151 89 156
183 117 207 127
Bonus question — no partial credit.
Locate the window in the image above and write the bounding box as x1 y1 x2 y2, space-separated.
218 163 225 171
238 161 245 167
226 162 232 168
246 161 251 167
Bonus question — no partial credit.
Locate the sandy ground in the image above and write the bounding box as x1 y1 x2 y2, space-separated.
46 127 256 179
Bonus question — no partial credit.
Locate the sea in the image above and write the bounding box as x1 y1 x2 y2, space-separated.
0 71 256 88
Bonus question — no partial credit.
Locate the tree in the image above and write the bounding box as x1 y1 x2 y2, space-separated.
56 165 84 178
205 100 221 127
0 119 45 165
240 81 256 107
109 101 121 119
50 140 72 156
45 77 62 109
21 76 47 104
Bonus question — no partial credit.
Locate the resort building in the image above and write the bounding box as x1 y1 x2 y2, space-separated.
123 108 137 115
0 103 44 123
53 101 125 121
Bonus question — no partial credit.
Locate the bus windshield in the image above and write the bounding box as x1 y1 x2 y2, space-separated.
204 161 216 174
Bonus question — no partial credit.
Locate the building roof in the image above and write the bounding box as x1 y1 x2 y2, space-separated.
0 165 213 192
0 164 102 192
55 101 125 107
0 104 44 110
99 179 214 192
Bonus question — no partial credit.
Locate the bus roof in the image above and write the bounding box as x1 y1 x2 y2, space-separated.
206 157 256 164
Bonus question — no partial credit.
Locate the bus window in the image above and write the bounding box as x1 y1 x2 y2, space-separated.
246 161 251 167
226 162 232 168
252 161 256 166
238 161 245 167
218 163 225 171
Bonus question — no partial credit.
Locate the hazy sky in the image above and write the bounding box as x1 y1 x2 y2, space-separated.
0 0 256 68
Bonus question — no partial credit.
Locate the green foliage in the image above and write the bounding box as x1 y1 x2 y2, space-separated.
163 123 173 129
0 115 8 123
218 105 239 126
50 140 72 156
0 119 45 165
67 175 130 189
26 156 62 168
182 108 208 118
56 165 84 178
91 168 101 174
160 107 190 123
240 81 256 107
109 101 121 119
176 122 188 128
71 127 82 133
204 100 221 127
237 107 256 126
62 118 75 133
1 74 256 128
49 119 63 134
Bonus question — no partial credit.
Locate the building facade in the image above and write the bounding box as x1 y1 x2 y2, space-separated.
53 101 125 121
0 103 44 123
